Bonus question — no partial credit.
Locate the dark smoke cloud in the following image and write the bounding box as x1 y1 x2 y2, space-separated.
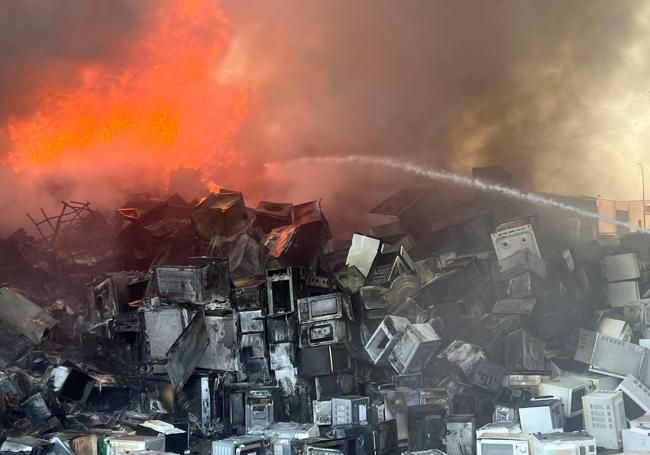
1 0 649 237
218 0 511 232
221 0 508 157
218 0 650 233
448 2 644 193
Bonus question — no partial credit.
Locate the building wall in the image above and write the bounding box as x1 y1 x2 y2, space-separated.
597 199 650 235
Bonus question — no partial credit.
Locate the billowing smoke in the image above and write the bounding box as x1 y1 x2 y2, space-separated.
218 0 512 230
218 0 650 231
2 0 650 236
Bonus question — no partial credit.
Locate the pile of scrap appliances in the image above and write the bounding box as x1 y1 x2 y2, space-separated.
2 178 650 455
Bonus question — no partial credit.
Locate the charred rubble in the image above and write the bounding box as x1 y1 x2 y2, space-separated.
2 183 650 455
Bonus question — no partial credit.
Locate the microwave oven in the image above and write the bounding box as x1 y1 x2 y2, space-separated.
245 387 282 433
445 415 475 455
332 420 398 455
538 373 595 418
298 344 353 378
506 371 551 389
312 400 332 426
331 396 370 426
388 323 441 374
266 267 304 315
597 316 633 342
260 423 319 455
601 252 640 282
531 431 596 455
105 435 165 455
606 280 641 309
297 293 352 324
476 420 522 437
298 320 349 348
582 389 626 450
569 370 620 391
622 427 650 452
239 310 265 334
406 404 446 452
616 374 650 415
212 435 267 455
588 334 647 379
477 434 531 455
232 278 266 310
517 398 564 434
364 315 411 365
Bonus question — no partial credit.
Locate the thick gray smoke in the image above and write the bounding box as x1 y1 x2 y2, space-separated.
2 0 650 237
219 0 650 233
218 0 511 230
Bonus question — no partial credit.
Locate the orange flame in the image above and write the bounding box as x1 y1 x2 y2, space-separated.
5 0 249 178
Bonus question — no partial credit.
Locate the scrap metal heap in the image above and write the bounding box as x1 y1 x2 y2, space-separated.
3 187 650 455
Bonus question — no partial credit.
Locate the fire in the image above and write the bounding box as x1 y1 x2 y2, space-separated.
5 0 249 178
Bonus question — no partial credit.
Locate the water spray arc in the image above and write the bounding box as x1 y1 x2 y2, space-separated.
288 155 650 235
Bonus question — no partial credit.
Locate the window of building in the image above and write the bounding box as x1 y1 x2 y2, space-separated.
616 209 630 235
